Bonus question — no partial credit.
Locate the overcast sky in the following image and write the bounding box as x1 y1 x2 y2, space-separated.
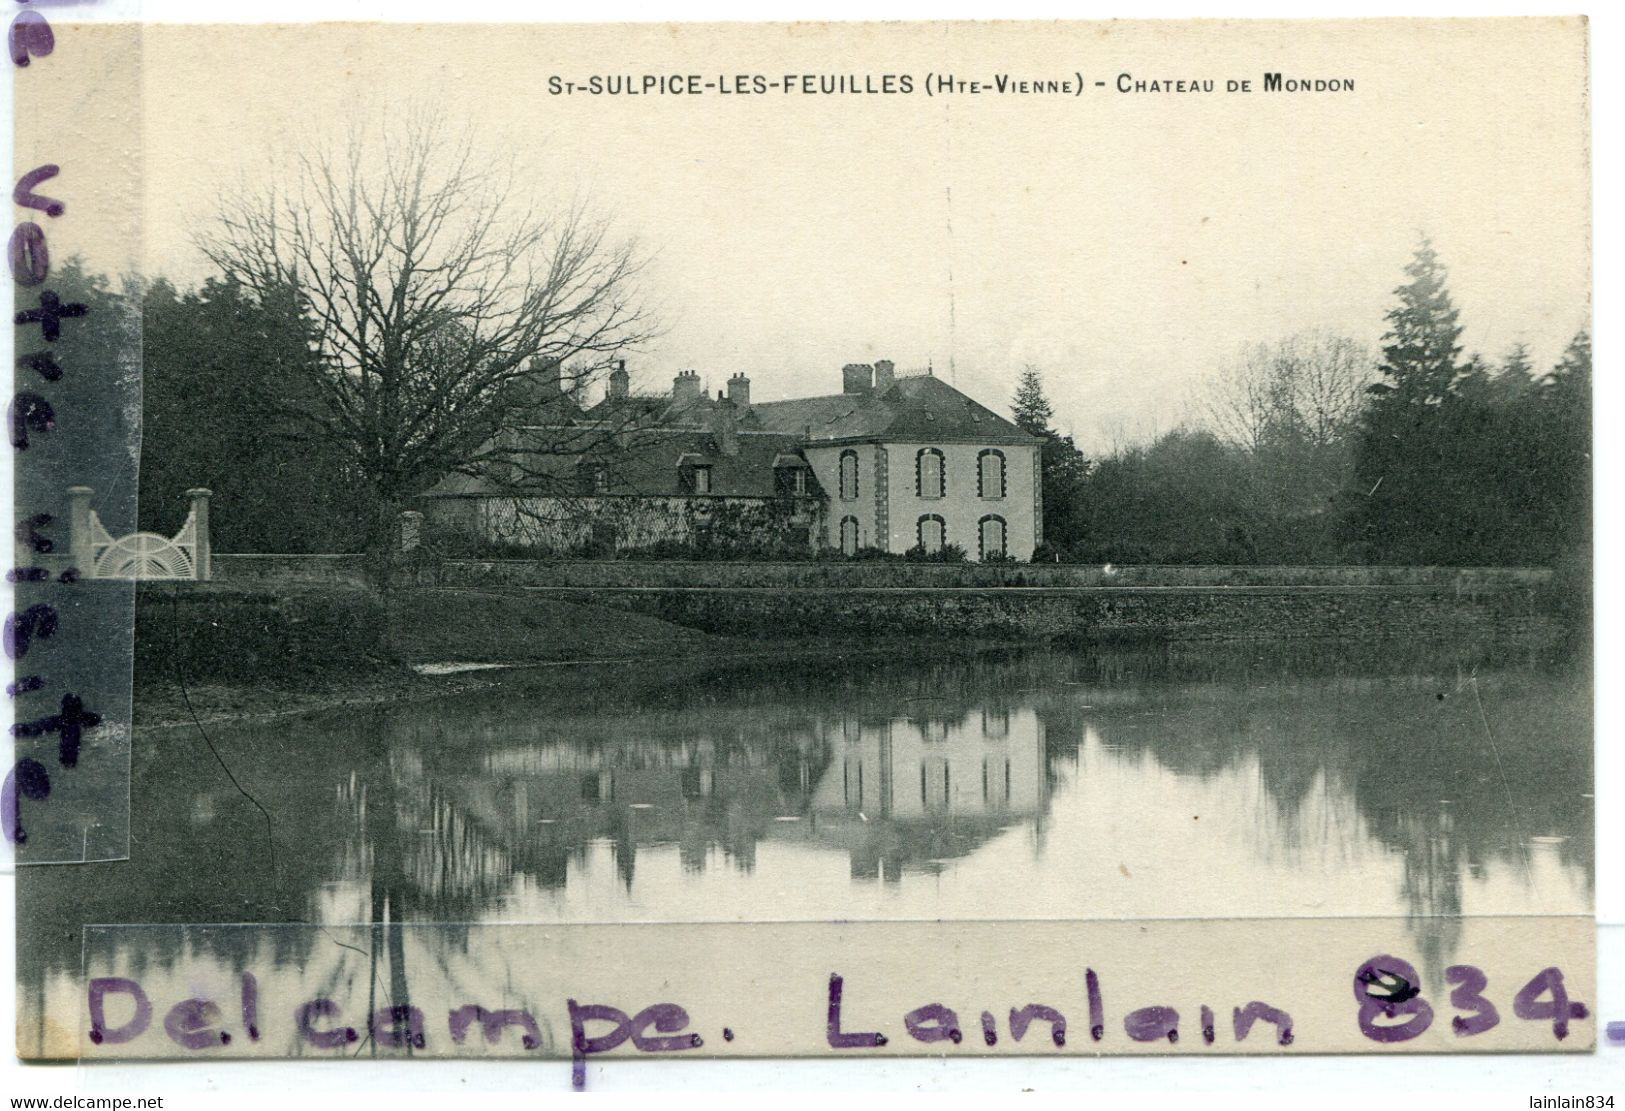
62 19 1591 454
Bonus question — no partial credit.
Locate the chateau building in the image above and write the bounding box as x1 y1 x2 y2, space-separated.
421 358 1044 560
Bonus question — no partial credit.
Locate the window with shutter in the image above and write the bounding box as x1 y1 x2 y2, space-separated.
918 514 945 554
916 448 945 499
978 449 1006 499
839 450 859 500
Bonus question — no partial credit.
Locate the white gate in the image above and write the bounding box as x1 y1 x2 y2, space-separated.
68 486 212 581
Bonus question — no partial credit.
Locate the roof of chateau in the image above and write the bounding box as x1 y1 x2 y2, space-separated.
422 366 1038 499
748 374 1041 446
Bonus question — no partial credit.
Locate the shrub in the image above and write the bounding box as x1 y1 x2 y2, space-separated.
901 542 967 564
135 583 397 687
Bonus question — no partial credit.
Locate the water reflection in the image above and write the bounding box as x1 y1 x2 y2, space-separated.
18 640 1592 1052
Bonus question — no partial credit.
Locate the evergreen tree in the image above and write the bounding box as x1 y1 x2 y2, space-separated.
1500 342 1537 391
1369 237 1464 407
1012 365 1055 436
1540 328 1592 560
1453 352 1497 404
1544 329 1591 417
139 277 379 552
1344 238 1473 562
1009 365 1089 552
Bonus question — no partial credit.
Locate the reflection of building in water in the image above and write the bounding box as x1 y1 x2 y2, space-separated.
413 723 830 895
790 707 1048 881
363 705 1050 902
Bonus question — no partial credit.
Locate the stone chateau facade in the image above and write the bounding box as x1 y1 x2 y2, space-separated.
421 358 1044 560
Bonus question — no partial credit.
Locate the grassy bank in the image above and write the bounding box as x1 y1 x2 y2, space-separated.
132 582 740 726
135 565 1579 727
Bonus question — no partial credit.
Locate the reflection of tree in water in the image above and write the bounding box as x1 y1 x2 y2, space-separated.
19 638 1590 1045
1044 651 1590 979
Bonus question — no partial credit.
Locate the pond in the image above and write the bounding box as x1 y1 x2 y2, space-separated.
17 639 1592 1054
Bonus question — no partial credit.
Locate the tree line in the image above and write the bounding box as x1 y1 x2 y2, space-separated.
68 107 1582 571
1017 238 1590 569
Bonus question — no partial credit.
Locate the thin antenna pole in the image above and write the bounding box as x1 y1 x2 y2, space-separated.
943 100 957 385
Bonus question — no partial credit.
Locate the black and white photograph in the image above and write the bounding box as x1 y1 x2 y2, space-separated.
2 9 1608 1094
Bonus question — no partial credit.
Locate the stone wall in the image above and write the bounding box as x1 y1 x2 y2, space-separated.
411 558 1551 591
209 554 1563 646
517 582 1557 645
213 553 372 586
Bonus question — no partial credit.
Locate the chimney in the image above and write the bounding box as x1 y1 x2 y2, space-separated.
842 362 874 394
607 359 629 401
727 372 751 408
529 355 564 402
709 397 739 456
672 369 704 405
873 359 895 392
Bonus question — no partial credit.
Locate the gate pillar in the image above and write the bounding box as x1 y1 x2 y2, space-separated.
67 485 94 577
185 488 212 581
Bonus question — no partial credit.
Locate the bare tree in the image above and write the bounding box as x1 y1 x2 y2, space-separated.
196 107 660 543
1205 329 1371 454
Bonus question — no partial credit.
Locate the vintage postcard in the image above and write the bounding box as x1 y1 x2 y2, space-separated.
6 13 1595 1079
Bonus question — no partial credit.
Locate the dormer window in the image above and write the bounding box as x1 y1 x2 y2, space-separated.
677 453 712 494
774 455 813 497
577 458 610 495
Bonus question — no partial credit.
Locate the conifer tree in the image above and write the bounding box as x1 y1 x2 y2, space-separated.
1345 238 1470 562
1012 365 1056 437
1368 236 1464 407
1009 365 1088 552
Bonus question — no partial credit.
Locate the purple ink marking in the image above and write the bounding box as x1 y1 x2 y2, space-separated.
15 351 62 383
1086 968 1104 1042
2 757 50 844
568 1000 633 1092
87 977 152 1046
1353 954 1434 1043
1124 1006 1179 1044
13 512 54 553
4 602 57 659
722 1027 734 1042
448 1004 542 1050
1513 966 1587 1041
1444 964 1500 1037
1008 1004 1066 1047
8 8 52 67
1604 1021 1625 1044
7 567 50 582
630 1004 701 1052
826 974 886 1048
13 164 65 216
370 1004 426 1049
8 222 47 286
295 999 356 1050
8 391 54 449
12 690 102 767
8 674 47 697
14 289 86 342
242 972 260 1041
164 999 224 1050
980 1011 997 1046
1200 1004 1216 1046
903 1003 961 1045
1232 1002 1294 1046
